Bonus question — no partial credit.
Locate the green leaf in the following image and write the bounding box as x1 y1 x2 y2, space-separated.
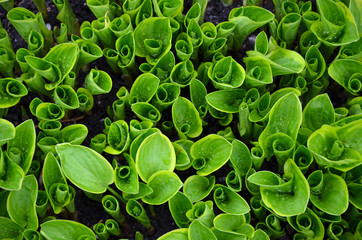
186 200 215 228
307 119 362 171
134 17 172 64
191 134 232 176
328 59 362 95
0 78 28 108
287 208 324 240
129 73 160 104
170 60 197 87
277 13 301 47
169 192 193 228
183 175 215 202
40 220 96 240
126 199 151 228
213 184 250 215
53 85 80 110
259 93 302 166
189 78 208 118
213 214 253 237
152 83 181 112
302 94 335 131
7 119 36 174
188 220 217 240
248 159 310 216
0 217 23 240
35 103 65 121
208 56 245 89
114 153 139 194
131 102 162 123
229 6 274 50
142 171 183 205
7 7 48 41
7 175 38 230
206 89 246 113
303 45 326 82
43 153 73 214
308 171 348 215
230 139 252 176
0 149 25 191
310 0 359 46
104 120 130 155
56 143 114 194
0 118 15 146
243 56 273 88
135 132 175 182
84 69 113 95
158 228 188 240
172 97 203 138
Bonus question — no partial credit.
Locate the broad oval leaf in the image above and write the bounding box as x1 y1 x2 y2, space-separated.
135 132 176 182
142 171 183 205
172 97 203 138
213 184 250 215
40 220 96 240
56 143 114 194
7 175 38 230
191 134 232 176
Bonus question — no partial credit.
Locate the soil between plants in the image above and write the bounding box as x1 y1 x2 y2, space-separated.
0 0 349 239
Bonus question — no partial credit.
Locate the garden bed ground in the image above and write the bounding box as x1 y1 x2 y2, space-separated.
0 0 349 239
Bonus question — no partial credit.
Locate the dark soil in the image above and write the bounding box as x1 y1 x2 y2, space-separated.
0 0 349 239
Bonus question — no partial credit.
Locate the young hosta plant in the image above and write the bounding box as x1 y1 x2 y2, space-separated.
307 119 362 171
55 143 114 193
206 89 246 114
5 119 36 175
310 0 359 46
186 200 215 228
0 78 28 108
213 184 250 215
0 44 15 77
142 171 183 205
183 175 215 202
7 175 38 230
287 208 325 240
328 59 362 95
302 94 335 132
243 57 273 88
172 97 203 138
247 35 305 76
307 171 349 215
213 214 254 238
114 153 139 194
103 120 130 155
134 17 172 65
84 69 113 95
191 134 232 176
43 153 74 214
171 61 198 88
208 56 246 89
189 220 217 240
25 43 78 90
129 73 160 104
247 159 310 217
7 7 52 44
169 192 193 228
258 93 302 168
135 132 175 182
229 6 274 51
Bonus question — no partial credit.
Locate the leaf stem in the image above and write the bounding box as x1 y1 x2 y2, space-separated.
107 186 126 204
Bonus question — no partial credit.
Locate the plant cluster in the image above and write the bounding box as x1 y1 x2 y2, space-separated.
0 0 361 239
